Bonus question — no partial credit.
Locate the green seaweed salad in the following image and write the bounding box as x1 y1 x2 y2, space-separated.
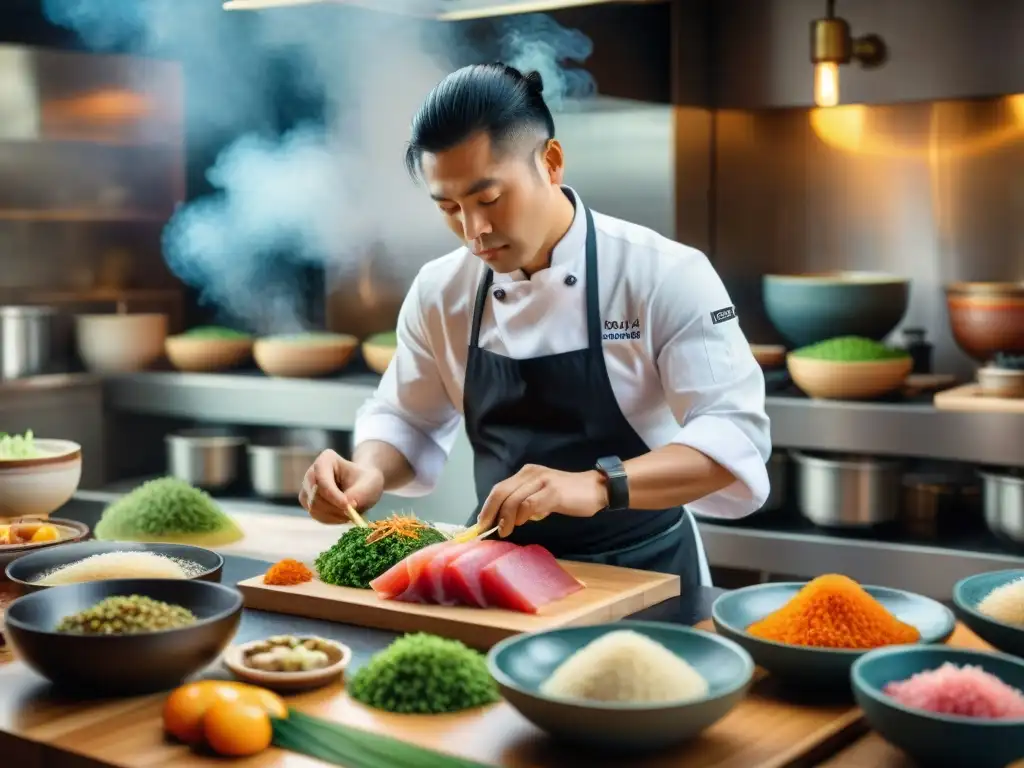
314 514 446 589
791 336 909 362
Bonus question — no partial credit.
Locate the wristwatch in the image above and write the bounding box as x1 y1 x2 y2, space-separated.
595 456 629 512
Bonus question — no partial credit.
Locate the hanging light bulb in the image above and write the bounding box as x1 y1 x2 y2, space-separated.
810 0 886 108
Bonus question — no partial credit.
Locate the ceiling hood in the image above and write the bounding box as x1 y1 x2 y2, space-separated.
222 0 658 22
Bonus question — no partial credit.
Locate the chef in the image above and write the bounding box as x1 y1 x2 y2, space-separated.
300 63 771 594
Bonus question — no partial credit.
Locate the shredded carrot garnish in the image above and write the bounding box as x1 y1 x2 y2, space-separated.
264 558 313 586
747 574 921 650
364 513 431 545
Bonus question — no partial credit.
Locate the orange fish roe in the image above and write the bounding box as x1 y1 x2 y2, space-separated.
746 574 921 649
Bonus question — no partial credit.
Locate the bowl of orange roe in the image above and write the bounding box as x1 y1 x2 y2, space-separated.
711 575 956 686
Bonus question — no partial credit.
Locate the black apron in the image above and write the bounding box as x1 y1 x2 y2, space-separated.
462 193 702 597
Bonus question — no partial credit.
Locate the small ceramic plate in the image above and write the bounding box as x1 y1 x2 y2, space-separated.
223 637 352 692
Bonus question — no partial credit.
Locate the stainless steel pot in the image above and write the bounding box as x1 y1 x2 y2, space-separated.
248 444 320 499
0 306 57 380
791 450 902 528
980 470 1024 544
166 429 247 491
901 472 981 540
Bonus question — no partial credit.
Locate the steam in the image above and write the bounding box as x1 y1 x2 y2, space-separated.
42 0 597 334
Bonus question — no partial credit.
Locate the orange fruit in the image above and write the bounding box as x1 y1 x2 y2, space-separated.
163 681 285 744
203 701 273 757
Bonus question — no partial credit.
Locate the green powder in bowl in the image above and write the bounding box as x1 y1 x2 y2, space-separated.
180 326 251 340
365 331 397 347
791 336 910 362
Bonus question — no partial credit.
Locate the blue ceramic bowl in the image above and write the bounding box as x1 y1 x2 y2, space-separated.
852 645 1024 768
763 272 910 348
487 621 754 753
712 582 955 686
953 570 1024 657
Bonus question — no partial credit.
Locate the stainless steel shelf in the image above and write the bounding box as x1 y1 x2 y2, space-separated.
767 394 1024 468
103 371 379 430
698 521 1024 600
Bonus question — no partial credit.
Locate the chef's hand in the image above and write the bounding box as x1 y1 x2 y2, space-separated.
299 449 384 525
477 465 609 538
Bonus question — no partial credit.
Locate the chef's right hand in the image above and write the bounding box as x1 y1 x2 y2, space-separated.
299 449 384 525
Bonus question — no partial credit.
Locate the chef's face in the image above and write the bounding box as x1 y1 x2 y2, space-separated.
421 131 565 273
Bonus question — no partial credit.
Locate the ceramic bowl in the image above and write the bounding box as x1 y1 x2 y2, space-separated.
165 335 253 372
223 636 352 692
787 355 913 400
749 344 786 369
945 282 1024 362
0 439 82 519
75 313 167 373
763 272 910 349
712 582 956 686
952 570 1024 657
4 578 242 695
852 645 1024 768
362 340 396 375
487 620 754 753
976 366 1024 398
5 540 224 595
253 333 358 378
0 518 89 571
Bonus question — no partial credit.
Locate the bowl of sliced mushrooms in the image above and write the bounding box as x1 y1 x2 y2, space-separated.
222 634 352 691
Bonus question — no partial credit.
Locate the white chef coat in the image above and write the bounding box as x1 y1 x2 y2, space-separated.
353 187 772 586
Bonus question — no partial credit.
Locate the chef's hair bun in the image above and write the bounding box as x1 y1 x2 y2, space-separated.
523 71 544 95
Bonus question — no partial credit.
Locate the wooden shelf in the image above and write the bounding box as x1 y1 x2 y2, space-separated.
0 210 171 223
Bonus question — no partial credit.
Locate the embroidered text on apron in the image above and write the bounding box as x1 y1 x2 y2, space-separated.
461 192 701 593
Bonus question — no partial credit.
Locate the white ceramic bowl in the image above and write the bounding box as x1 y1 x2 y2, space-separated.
75 313 168 373
0 440 82 519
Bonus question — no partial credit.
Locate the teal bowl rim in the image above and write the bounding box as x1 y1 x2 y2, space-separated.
953 570 1024 634
763 271 910 286
711 582 957 657
851 644 1024 727
486 620 755 712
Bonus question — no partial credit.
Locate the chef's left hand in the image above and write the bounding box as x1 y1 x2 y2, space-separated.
477 465 609 538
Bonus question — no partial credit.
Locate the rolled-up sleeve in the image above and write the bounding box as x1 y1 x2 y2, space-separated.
352 274 462 497
651 251 771 519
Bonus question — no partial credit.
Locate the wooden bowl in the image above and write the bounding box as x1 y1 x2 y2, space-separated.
362 342 396 374
787 355 913 400
165 336 253 372
253 334 358 378
75 313 167 373
749 344 786 368
0 440 82 520
945 282 1024 362
223 636 352 692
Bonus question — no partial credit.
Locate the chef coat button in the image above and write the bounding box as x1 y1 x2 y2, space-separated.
493 288 506 301
564 274 577 286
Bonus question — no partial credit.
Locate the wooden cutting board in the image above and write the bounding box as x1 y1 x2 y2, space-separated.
933 383 1024 413
237 562 681 650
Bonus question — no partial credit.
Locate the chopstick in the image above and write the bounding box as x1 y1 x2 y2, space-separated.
308 484 370 528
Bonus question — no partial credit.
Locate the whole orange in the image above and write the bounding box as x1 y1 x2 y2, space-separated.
203 701 273 757
163 681 285 744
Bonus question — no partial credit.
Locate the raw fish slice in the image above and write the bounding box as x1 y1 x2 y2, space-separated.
480 544 584 614
423 541 480 605
369 541 449 599
445 541 518 607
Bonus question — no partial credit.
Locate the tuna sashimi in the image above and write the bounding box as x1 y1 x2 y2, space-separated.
369 541 450 600
445 540 518 607
423 541 480 605
480 544 584 614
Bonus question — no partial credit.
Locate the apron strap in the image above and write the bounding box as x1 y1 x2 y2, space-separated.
582 203 601 351
469 267 494 349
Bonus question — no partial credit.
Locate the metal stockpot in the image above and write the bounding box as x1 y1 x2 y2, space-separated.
792 450 902 528
980 470 1024 544
166 429 247 491
0 305 57 379
248 444 320 500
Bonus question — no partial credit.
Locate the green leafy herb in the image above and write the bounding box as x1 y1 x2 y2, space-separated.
314 523 446 589
791 336 909 362
347 633 500 715
94 477 243 546
0 430 43 460
272 709 491 768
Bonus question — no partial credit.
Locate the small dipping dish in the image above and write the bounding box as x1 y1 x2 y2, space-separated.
223 635 352 692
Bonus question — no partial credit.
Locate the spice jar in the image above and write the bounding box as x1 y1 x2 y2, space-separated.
901 328 933 374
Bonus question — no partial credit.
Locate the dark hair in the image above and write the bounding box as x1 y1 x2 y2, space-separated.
404 63 556 179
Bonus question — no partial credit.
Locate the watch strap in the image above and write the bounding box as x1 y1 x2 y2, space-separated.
595 455 629 511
